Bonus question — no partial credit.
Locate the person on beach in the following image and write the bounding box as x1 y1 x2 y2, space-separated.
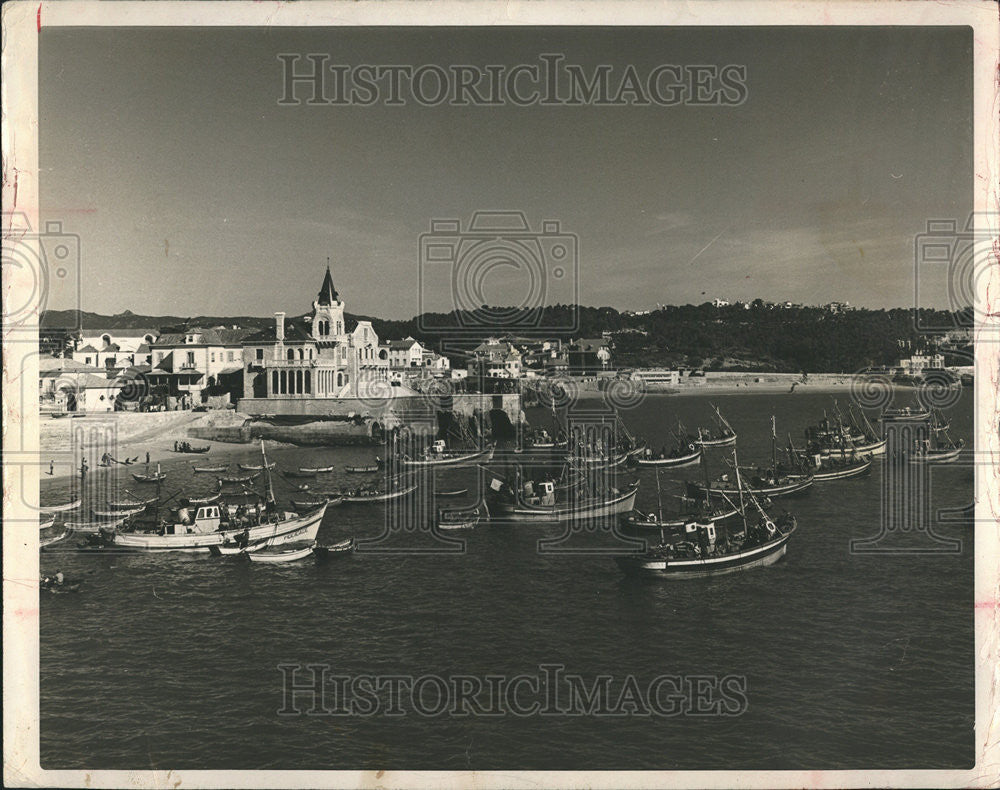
48 460 54 476
146 451 150 465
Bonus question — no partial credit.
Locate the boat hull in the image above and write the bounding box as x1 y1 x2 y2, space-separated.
401 446 494 468
490 485 639 523
695 477 813 498
695 435 737 448
616 533 791 578
635 449 701 467
104 504 327 553
811 459 872 480
621 505 738 530
342 483 418 503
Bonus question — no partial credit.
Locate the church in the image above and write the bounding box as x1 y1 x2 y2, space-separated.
241 265 393 402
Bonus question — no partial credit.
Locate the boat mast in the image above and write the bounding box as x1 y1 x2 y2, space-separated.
654 466 664 525
771 415 777 475
732 448 746 520
261 439 275 504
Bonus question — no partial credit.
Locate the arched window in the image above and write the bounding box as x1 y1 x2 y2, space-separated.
336 372 343 387
102 334 111 346
379 349 387 360
336 322 342 334
297 348 303 360
272 371 278 394
296 370 303 394
280 370 287 394
287 348 295 361
304 370 311 394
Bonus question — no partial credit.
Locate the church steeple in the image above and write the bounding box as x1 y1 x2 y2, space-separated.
317 258 339 305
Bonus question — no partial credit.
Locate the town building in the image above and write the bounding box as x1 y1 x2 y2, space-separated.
898 352 945 376
148 326 252 406
628 368 681 387
240 265 403 404
71 329 158 372
568 337 612 373
468 339 523 379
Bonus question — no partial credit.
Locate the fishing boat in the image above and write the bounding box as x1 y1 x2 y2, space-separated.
621 502 738 530
187 491 222 505
911 415 964 463
615 513 797 579
436 488 469 498
132 469 166 483
238 462 275 472
691 423 813 499
40 498 81 513
345 462 381 473
438 505 483 530
400 440 495 468
246 541 317 564
209 541 267 556
85 499 328 553
299 465 335 474
193 464 228 473
39 517 55 531
486 473 639 523
819 437 886 457
882 405 931 421
314 538 356 561
282 469 317 478
40 528 72 548
220 472 260 484
93 505 147 518
694 405 737 447
784 435 873 481
341 482 418 503
569 448 629 469
106 493 158 509
292 498 328 510
173 443 210 454
634 443 701 468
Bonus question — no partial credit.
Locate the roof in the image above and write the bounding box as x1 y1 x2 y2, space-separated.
240 320 313 344
317 265 339 305
80 328 159 338
76 344 99 353
389 337 421 350
100 343 121 352
136 343 151 354
54 373 118 390
154 327 255 347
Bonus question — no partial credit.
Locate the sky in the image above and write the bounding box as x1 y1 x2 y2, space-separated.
39 25 973 318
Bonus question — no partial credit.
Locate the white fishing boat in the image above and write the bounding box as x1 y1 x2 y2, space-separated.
694 405 737 447
40 498 81 513
341 483 418 503
635 444 701 467
246 541 317 564
87 500 327 553
487 477 639 523
400 440 494 468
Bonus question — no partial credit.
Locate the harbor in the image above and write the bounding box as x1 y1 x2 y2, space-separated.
35 388 974 768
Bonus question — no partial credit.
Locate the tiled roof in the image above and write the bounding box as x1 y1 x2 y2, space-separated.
389 337 420 350
76 344 99 353
240 320 313 344
155 327 256 346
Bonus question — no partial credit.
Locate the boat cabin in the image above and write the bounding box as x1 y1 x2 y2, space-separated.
431 439 447 454
165 505 222 535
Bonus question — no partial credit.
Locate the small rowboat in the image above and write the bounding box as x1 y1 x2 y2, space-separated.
299 465 335 474
39 518 55 531
437 488 469 498
282 469 316 478
695 432 737 448
438 505 483 531
292 499 328 511
317 493 346 506
187 492 222 505
912 442 964 464
342 483 418 503
571 450 629 469
173 445 210 454
40 529 72 548
64 518 126 533
220 472 259 484
238 462 275 472
107 495 158 509
635 446 702 468
247 541 317 564
209 541 267 556
345 464 380 473
40 499 81 513
314 538 356 561
93 505 146 518
193 465 228 473
819 438 886 457
132 472 166 483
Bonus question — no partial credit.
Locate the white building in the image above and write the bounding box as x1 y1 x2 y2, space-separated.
72 329 158 371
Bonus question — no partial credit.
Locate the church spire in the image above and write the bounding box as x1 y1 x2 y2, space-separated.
317 258 339 305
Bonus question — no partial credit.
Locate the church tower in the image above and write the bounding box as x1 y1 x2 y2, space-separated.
312 261 346 342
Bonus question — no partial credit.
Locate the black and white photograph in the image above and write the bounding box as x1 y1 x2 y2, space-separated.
3 1 998 788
